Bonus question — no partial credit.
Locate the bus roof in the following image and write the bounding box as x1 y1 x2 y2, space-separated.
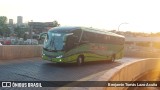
81 27 125 38
49 26 80 33
49 26 124 38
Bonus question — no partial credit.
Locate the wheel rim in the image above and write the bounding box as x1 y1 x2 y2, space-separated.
77 57 83 65
78 57 82 64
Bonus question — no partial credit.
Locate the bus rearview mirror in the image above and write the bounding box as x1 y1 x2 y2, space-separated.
39 32 47 40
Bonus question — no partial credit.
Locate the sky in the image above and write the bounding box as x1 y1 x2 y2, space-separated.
1 0 160 33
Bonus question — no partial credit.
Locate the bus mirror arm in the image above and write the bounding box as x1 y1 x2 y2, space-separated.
39 32 47 40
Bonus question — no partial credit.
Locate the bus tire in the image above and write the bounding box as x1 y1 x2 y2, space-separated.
111 55 115 62
77 56 84 66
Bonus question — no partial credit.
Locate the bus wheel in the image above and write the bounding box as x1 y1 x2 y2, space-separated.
77 56 84 66
111 55 115 62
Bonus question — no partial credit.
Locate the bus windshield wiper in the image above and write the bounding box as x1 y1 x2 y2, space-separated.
50 37 57 51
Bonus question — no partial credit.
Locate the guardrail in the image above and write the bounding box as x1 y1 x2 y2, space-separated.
66 58 160 90
124 45 160 58
1 45 160 60
0 45 42 60
101 58 160 90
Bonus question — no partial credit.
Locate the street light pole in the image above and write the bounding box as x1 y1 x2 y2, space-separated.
118 22 128 31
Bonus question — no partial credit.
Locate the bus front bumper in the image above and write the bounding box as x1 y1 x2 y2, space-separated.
42 55 76 63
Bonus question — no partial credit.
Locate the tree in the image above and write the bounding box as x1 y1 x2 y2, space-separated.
23 33 28 41
53 20 60 27
14 26 25 38
0 16 10 37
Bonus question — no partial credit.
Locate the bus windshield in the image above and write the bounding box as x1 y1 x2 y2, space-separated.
44 32 65 51
43 31 69 51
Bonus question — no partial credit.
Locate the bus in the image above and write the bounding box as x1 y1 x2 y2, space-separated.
40 26 125 65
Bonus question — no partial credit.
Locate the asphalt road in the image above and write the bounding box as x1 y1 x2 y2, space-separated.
0 57 137 90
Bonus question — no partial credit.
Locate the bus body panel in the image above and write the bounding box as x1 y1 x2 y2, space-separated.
41 26 125 64
42 43 124 63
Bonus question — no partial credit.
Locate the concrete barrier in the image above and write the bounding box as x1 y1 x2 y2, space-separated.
59 58 160 90
124 49 160 58
1 45 160 60
0 45 42 60
124 45 160 58
98 58 160 90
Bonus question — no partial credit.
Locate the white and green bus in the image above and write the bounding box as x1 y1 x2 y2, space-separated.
41 26 125 65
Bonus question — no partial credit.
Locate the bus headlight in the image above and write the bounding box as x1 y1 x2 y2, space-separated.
56 55 63 58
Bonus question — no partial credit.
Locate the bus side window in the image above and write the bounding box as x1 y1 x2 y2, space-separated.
81 31 90 43
65 35 76 51
88 32 98 43
65 30 82 51
119 38 125 44
95 34 101 43
72 30 81 42
101 35 108 44
108 36 113 44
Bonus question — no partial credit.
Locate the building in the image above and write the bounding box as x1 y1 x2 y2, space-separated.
8 19 15 34
28 22 54 34
9 19 13 25
17 16 23 26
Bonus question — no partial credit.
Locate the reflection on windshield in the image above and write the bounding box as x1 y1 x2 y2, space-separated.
43 32 71 51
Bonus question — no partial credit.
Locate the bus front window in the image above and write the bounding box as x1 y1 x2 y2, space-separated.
43 31 73 51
